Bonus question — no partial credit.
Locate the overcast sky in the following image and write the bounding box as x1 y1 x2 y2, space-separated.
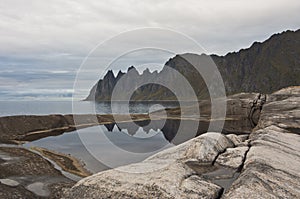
0 0 300 100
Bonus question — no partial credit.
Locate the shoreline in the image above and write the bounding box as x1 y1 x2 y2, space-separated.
31 146 92 178
0 146 74 198
0 113 150 144
0 92 260 144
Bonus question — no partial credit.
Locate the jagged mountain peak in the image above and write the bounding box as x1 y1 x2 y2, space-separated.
104 70 115 79
143 68 151 74
85 29 300 101
116 70 125 79
127 66 137 72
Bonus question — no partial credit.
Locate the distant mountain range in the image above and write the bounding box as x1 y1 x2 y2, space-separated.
85 29 300 101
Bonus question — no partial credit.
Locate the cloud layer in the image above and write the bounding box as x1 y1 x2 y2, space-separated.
0 0 299 100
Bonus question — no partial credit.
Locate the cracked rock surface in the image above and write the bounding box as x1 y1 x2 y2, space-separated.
216 146 248 169
223 86 300 198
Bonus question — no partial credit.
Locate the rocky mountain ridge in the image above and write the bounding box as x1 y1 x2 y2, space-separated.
86 29 300 101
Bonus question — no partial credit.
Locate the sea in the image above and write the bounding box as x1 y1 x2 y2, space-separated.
0 100 179 116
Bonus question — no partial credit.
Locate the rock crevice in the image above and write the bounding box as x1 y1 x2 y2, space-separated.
248 94 266 127
222 87 300 198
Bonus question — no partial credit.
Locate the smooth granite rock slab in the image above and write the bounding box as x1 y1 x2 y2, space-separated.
216 146 248 169
63 133 233 199
223 87 300 198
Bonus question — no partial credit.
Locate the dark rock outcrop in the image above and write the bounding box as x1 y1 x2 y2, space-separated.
248 93 266 127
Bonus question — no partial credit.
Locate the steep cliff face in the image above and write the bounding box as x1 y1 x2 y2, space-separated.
212 29 300 94
86 29 300 101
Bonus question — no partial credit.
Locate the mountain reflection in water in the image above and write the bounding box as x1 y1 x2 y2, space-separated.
23 117 253 174
104 118 253 145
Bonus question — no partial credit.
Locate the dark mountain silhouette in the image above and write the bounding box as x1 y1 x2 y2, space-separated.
85 29 300 101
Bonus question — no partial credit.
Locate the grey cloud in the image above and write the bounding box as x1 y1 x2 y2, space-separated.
0 0 299 100
1 0 299 56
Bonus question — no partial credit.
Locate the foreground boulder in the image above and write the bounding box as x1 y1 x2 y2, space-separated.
63 133 235 198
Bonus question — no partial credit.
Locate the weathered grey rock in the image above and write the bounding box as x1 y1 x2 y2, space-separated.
144 132 234 164
256 86 300 132
249 126 300 177
183 133 234 162
216 146 248 169
237 134 248 142
235 140 250 147
65 162 222 199
26 182 49 197
223 87 300 198
180 175 222 199
0 178 19 187
235 135 250 147
223 126 300 198
63 133 232 198
226 134 243 146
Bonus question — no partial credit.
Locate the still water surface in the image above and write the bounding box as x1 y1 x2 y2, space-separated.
3 100 179 176
0 100 179 116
